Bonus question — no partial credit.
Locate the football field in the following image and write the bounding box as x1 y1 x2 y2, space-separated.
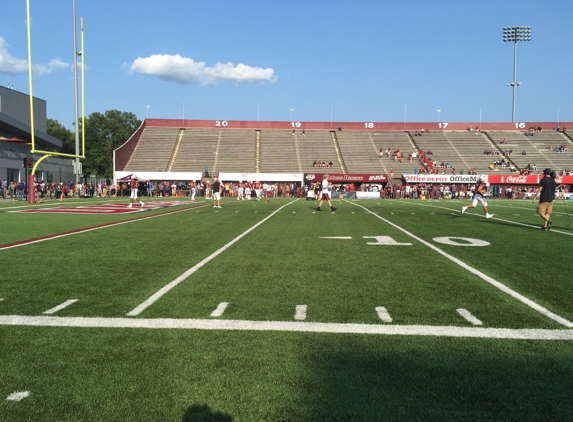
1 196 572 421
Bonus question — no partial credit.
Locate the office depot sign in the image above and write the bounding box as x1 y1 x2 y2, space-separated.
402 174 480 184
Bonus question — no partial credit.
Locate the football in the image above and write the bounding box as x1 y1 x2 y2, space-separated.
266 198 270 202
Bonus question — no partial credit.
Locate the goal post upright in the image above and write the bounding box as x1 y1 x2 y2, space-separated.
26 0 86 203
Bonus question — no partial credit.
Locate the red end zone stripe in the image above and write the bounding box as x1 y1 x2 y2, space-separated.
15 201 185 215
0 203 209 251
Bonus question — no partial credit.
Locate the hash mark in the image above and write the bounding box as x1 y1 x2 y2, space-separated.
375 306 392 323
210 302 229 317
457 308 483 326
295 305 307 321
43 299 78 315
7 391 30 401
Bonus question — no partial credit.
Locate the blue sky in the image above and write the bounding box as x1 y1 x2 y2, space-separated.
1 0 571 129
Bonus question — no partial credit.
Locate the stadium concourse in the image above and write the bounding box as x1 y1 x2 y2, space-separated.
113 119 573 199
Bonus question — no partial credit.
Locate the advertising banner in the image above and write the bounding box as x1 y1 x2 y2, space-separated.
402 174 480 184
403 173 573 185
304 173 388 183
487 174 573 185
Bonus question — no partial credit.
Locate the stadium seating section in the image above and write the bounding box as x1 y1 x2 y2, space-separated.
121 127 573 178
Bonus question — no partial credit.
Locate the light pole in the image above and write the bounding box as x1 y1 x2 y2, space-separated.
503 26 531 123
145 105 150 119
436 109 441 123
289 108 294 121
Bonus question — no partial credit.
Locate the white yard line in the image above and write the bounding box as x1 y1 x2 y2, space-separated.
348 201 573 328
375 306 393 323
0 315 571 340
210 302 229 317
127 200 299 316
487 202 570 216
43 299 78 315
295 305 307 320
409 201 573 236
457 308 483 326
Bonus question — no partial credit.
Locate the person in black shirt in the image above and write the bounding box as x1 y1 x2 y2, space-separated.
212 177 222 209
532 168 561 230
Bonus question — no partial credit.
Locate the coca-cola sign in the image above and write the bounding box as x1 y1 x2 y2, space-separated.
487 174 573 184
507 175 533 184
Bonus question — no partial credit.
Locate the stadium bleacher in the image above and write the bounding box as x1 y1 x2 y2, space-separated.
488 130 572 172
260 130 301 173
120 124 572 178
125 127 179 171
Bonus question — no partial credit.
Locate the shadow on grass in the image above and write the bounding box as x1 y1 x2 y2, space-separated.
292 336 573 421
182 404 233 422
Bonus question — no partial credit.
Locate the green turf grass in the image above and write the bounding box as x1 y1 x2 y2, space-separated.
1 197 572 420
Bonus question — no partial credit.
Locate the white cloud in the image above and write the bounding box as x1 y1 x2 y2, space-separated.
34 59 72 75
0 37 28 74
129 54 277 86
0 37 72 75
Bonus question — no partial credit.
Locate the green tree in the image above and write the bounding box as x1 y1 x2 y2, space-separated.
46 118 75 154
82 110 141 178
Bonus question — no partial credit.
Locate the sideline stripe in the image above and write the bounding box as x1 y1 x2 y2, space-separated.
1 315 572 340
349 201 573 328
0 203 209 251
126 200 299 316
457 308 483 326
43 299 78 314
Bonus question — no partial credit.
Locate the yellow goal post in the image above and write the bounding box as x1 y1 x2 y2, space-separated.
26 0 86 163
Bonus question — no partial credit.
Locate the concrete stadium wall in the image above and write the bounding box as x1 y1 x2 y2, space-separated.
114 121 145 171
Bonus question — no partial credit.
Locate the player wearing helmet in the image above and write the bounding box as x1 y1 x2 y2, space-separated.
461 175 492 218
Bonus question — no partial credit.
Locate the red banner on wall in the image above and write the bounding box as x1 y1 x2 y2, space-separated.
304 173 388 183
487 174 573 185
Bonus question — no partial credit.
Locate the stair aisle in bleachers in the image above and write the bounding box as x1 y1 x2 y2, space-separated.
125 127 179 172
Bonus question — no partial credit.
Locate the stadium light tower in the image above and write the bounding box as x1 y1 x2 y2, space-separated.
503 26 531 123
289 108 294 121
436 109 441 123
145 105 150 118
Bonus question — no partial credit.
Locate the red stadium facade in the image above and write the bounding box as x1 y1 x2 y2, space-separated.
136 118 569 132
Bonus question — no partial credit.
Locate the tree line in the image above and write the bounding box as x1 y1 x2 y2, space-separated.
47 110 141 179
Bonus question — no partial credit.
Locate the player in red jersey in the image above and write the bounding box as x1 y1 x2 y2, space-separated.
128 175 144 208
253 180 263 200
461 175 492 218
